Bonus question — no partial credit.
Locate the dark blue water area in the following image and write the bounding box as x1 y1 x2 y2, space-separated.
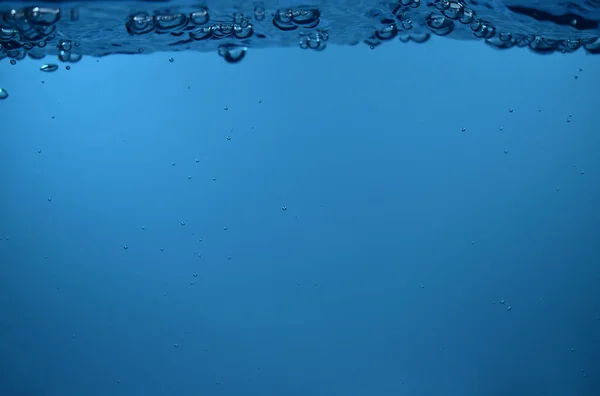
0 33 599 396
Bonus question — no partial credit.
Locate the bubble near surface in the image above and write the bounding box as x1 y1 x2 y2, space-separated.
0 0 599 68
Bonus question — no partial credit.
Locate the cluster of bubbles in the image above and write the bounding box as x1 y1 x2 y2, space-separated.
0 1 599 79
365 0 600 53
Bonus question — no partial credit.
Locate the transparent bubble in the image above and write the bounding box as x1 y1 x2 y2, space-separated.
190 8 210 25
218 44 247 63
154 13 187 31
59 40 72 51
427 14 454 36
126 12 155 35
41 63 58 72
254 6 265 21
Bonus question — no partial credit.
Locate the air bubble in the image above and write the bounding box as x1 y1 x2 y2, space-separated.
234 23 254 39
427 14 454 36
0 88 8 100
254 7 266 21
154 13 188 32
218 44 247 63
59 40 72 51
273 10 297 31
292 9 321 27
376 24 398 41
40 63 58 72
126 12 155 35
190 8 210 25
189 26 213 41
58 50 71 62
27 7 60 26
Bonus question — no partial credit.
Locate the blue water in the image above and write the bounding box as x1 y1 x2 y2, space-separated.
1 1 600 396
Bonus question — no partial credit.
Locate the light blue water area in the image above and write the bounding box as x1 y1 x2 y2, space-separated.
0 2 599 396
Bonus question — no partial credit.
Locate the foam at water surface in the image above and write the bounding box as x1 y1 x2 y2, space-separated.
0 0 599 71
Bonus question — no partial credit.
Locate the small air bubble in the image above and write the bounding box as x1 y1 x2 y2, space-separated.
41 64 59 72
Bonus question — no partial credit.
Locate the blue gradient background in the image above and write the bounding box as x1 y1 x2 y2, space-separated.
1 39 599 395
